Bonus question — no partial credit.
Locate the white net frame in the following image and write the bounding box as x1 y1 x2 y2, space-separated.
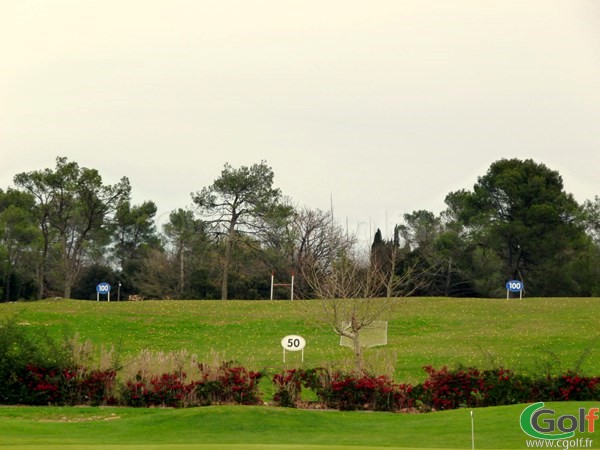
339 320 388 349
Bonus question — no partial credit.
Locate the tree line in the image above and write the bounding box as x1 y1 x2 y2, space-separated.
1 156 599 301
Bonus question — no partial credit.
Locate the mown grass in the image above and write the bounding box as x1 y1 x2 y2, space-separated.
1 297 599 449
1 297 599 383
1 402 597 449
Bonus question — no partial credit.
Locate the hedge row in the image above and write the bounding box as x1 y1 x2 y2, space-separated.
2 362 599 410
1 320 598 410
1 362 263 407
271 366 600 411
0 318 264 407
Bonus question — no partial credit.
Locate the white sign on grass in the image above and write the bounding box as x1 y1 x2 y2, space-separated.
281 335 306 362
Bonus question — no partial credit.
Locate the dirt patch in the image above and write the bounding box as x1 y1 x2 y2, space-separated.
38 414 120 423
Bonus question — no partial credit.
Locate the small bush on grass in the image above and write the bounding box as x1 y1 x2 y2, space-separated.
321 372 413 411
271 368 414 411
415 366 600 411
272 368 305 407
530 371 600 402
122 371 195 408
217 362 264 405
20 365 118 406
121 362 264 408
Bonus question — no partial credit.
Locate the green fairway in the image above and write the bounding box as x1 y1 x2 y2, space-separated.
1 297 599 383
0 402 598 449
1 298 600 449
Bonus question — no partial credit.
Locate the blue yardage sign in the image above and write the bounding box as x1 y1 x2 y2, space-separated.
96 282 111 301
506 280 523 299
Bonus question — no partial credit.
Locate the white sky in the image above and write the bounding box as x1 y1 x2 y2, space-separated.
2 0 599 242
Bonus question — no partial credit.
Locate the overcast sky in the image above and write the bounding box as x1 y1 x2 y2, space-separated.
2 0 599 242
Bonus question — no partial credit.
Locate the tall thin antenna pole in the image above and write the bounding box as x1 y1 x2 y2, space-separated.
385 209 388 239
346 216 349 240
330 193 334 220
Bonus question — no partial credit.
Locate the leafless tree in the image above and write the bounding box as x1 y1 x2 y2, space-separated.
303 245 423 371
290 206 355 298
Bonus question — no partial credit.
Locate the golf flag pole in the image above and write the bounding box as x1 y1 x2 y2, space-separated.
471 410 475 450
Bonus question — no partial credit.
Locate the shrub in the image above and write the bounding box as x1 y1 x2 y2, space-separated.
272 368 304 407
554 371 600 401
415 366 600 410
216 362 264 405
271 368 414 411
18 364 62 405
121 371 195 408
418 365 485 410
479 367 532 406
121 362 264 408
530 371 600 402
0 317 70 404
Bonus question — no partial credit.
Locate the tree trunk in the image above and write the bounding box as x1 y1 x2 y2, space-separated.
178 242 185 298
353 330 363 372
221 222 236 300
37 264 44 300
62 235 71 299
38 233 49 300
445 257 453 297
3 269 10 302
63 260 74 299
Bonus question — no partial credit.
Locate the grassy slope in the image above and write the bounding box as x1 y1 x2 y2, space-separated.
0 402 597 449
1 297 599 382
1 298 599 449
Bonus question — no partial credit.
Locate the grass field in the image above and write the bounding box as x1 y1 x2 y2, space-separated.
1 297 599 449
0 402 598 449
1 297 599 382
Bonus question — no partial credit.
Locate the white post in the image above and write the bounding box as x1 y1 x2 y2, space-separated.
471 410 475 450
291 272 295 301
270 271 275 300
97 292 99 302
108 291 110 302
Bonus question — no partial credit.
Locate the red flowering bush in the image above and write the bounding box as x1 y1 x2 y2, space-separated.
272 368 414 411
121 363 264 408
60 367 118 406
415 366 600 410
16 365 118 406
417 365 485 410
530 371 600 402
416 365 535 410
479 367 531 406
272 368 305 407
216 363 264 405
19 364 62 405
555 371 600 401
122 371 196 407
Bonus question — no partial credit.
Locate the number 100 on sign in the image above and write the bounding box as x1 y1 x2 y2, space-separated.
506 280 524 299
506 280 523 292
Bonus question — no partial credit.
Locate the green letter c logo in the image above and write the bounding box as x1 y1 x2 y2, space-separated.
520 402 575 440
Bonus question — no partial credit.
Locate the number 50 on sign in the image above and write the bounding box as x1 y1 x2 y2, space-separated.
281 335 306 363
